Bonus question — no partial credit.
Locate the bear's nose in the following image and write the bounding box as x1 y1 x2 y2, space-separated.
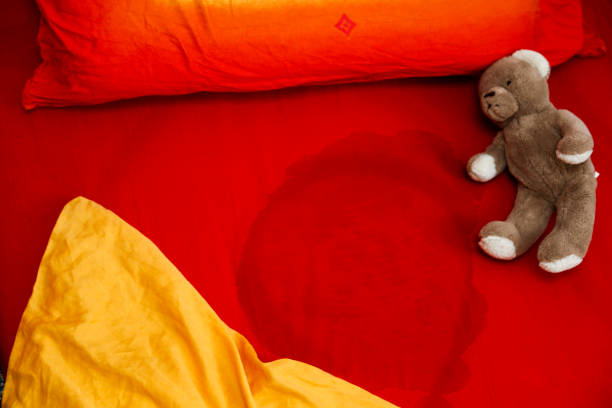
484 90 496 98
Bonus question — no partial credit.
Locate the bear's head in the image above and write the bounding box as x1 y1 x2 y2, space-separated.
479 50 552 126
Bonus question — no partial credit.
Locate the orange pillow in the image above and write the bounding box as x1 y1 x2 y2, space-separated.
23 0 583 109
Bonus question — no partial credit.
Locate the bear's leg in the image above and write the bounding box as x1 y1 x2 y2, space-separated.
538 174 596 273
479 185 553 260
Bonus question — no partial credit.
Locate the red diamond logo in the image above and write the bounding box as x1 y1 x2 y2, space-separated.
335 14 356 35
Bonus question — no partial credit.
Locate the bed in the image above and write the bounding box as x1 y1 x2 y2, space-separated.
1 0 611 406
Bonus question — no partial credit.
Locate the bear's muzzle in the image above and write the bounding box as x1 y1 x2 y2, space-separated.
481 86 519 123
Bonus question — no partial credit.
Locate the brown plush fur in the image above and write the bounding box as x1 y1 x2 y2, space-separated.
467 51 597 273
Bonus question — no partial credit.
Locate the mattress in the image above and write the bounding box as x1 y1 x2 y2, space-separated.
1 0 611 406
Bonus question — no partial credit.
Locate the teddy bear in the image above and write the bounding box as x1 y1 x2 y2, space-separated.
467 50 597 273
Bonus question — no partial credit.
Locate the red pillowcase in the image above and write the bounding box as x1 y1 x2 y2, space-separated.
23 0 584 109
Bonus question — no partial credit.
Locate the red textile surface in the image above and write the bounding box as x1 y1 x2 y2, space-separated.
22 0 584 109
1 0 612 406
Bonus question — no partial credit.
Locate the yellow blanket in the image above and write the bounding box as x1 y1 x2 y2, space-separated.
3 197 396 407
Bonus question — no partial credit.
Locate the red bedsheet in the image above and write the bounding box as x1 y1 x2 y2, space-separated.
1 0 611 407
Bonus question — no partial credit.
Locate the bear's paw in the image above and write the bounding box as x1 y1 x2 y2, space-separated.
479 235 516 260
539 254 583 273
556 149 593 165
468 153 497 182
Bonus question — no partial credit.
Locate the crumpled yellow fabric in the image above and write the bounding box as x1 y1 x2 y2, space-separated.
4 197 396 407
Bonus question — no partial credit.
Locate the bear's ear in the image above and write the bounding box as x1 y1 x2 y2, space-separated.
512 49 550 79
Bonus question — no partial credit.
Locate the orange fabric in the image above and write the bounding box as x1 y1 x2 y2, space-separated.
24 0 583 109
3 197 398 408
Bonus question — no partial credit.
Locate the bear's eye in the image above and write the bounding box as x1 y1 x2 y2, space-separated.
506 80 513 86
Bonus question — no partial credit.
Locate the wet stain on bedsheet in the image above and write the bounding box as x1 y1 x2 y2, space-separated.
237 131 486 407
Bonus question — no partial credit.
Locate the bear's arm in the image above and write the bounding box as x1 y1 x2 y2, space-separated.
467 132 507 182
556 110 594 165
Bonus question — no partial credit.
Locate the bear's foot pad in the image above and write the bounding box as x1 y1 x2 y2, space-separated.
539 254 582 273
479 236 516 260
